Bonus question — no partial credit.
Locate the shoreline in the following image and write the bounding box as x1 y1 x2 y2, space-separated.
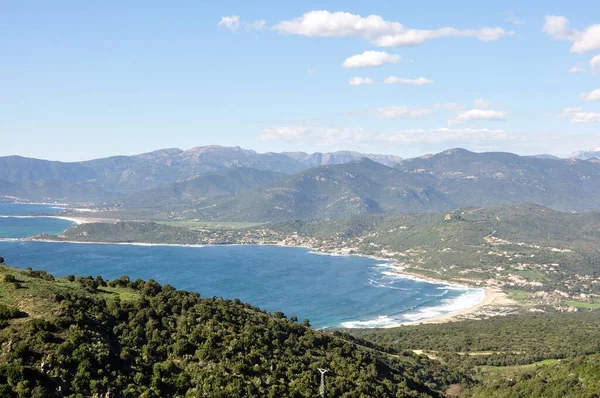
22 236 497 327
0 215 87 225
54 216 118 224
0 215 118 225
383 287 513 328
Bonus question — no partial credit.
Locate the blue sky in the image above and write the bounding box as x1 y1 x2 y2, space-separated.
2 1 600 160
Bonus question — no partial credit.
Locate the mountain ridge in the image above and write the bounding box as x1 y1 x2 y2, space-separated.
0 146 403 202
570 147 600 160
178 149 600 221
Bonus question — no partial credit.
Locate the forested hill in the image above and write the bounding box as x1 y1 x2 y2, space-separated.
0 264 466 397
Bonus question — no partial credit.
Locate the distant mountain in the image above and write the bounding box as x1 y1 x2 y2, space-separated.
570 148 600 160
396 148 600 211
0 156 96 183
183 149 600 222
0 146 402 202
531 154 562 160
123 167 286 208
283 151 402 167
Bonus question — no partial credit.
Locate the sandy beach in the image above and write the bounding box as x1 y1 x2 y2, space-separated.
0 215 117 225
56 216 119 225
383 287 515 328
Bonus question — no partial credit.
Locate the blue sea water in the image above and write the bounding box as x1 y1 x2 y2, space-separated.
0 203 65 215
0 204 484 329
0 217 76 239
0 203 73 238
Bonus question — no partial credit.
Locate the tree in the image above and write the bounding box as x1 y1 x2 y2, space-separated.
273 311 286 319
0 257 4 264
302 319 311 327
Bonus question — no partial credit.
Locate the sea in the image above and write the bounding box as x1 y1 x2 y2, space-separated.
0 203 484 329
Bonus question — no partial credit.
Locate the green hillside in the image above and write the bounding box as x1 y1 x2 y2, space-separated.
0 264 466 397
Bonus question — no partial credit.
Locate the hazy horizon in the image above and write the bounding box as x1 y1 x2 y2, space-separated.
2 143 597 163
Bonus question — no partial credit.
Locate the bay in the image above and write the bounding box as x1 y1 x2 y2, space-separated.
0 204 484 329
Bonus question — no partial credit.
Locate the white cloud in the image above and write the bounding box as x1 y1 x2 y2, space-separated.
573 25 600 54
218 15 241 31
543 16 575 40
257 124 600 156
569 66 586 73
373 27 511 47
219 15 267 32
473 99 492 108
384 76 433 85
349 77 374 86
591 55 600 74
581 88 600 101
503 11 524 26
449 109 507 125
375 106 433 119
342 51 400 68
560 107 600 123
274 10 513 47
543 16 600 54
258 125 515 147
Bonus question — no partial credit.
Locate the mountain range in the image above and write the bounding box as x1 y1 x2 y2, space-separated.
4 146 600 222
0 146 402 202
183 148 600 221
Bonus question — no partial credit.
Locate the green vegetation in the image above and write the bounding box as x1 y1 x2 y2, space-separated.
346 312 600 367
465 354 600 397
345 312 600 397
157 221 266 230
3 263 599 396
0 264 468 397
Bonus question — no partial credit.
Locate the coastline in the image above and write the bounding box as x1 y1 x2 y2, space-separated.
24 236 500 327
0 215 98 225
382 287 513 328
6 203 505 328
54 216 117 225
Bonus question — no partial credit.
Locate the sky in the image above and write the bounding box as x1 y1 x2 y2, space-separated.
2 1 600 161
